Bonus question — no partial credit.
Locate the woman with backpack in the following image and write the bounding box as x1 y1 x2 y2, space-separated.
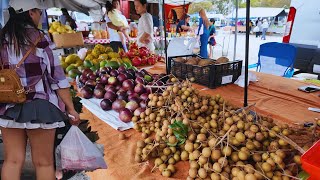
0 1 80 179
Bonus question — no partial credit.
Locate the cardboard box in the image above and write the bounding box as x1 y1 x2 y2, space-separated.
52 32 84 48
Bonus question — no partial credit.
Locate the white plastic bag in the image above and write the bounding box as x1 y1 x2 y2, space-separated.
55 126 107 171
77 48 88 60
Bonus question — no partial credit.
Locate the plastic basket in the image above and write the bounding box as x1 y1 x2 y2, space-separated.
168 55 242 89
301 140 320 179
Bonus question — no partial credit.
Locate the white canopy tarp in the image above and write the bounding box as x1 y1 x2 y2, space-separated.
227 7 285 19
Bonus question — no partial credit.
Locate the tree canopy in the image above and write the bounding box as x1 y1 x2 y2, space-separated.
189 0 291 15
188 1 213 14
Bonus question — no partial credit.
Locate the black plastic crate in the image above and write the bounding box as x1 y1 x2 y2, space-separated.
168 55 243 89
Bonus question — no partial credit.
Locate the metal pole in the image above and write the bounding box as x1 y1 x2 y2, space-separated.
233 0 238 61
162 0 169 74
244 0 250 107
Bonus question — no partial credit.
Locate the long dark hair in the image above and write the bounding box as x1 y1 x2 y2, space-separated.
0 7 39 55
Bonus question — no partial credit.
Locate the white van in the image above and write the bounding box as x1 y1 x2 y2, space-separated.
283 0 320 77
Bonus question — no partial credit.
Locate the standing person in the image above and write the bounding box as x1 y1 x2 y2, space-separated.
0 1 80 180
197 9 210 58
208 18 216 59
176 14 192 33
105 0 127 52
134 0 155 52
255 18 262 38
249 20 253 33
261 19 269 40
105 0 129 52
60 8 77 30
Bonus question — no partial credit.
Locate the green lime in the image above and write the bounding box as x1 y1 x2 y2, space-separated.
78 66 85 72
100 60 107 68
144 75 152 82
66 64 76 73
90 66 98 72
123 61 132 68
83 60 93 68
68 69 81 79
105 61 120 69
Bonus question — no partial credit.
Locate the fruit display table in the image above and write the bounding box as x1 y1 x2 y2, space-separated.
83 64 319 179
84 38 110 44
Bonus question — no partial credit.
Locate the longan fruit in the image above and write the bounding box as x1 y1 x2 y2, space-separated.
158 164 167 172
238 151 249 161
181 151 189 161
163 148 172 156
135 155 142 163
252 154 262 162
198 168 208 179
167 164 175 173
275 149 286 159
198 155 208 165
222 146 232 156
154 158 163 166
231 152 239 162
168 136 177 144
137 140 145 148
189 168 198 178
197 133 207 141
235 132 246 142
202 147 212 158
231 167 240 177
212 163 222 173
208 138 217 147
162 169 171 177
192 150 201 160
211 149 222 161
211 173 220 180
261 162 272 172
245 173 257 180
185 142 194 152
293 155 301 165
168 157 176 165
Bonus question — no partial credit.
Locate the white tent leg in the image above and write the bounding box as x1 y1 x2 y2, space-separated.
233 0 238 61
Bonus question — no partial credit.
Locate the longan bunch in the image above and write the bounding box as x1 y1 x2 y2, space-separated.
131 79 308 179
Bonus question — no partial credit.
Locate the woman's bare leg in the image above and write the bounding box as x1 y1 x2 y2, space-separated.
27 129 56 180
1 128 27 180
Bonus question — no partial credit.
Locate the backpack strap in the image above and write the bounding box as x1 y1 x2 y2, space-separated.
15 34 43 69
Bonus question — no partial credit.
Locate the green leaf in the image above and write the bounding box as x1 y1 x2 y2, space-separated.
177 138 186 146
166 142 178 147
298 171 310 180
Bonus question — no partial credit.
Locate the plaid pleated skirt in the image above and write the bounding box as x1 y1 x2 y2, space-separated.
0 99 67 129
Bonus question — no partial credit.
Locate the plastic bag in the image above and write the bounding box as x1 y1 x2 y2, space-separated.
55 126 107 171
77 48 88 60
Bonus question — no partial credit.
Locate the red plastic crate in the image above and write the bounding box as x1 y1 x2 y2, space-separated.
301 140 320 179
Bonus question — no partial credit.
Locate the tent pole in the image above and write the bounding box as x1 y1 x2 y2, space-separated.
233 0 238 61
162 0 169 74
244 0 250 107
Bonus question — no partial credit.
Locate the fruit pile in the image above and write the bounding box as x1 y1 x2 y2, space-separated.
84 44 132 72
78 65 166 122
49 21 76 34
130 78 316 179
60 54 83 79
126 42 161 67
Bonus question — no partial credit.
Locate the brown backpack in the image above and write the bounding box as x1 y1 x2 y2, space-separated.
0 35 42 104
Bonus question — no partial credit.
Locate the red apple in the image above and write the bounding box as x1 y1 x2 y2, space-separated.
141 56 148 66
132 56 142 67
